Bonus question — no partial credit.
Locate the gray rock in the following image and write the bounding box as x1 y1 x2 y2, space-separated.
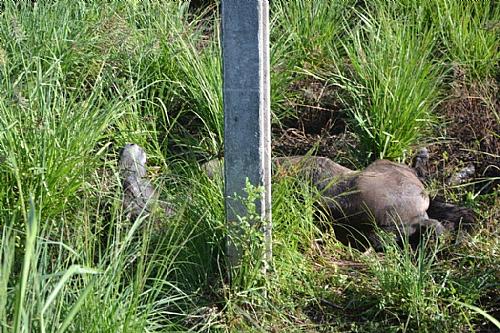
201 158 224 180
447 164 475 186
119 143 147 179
412 147 429 181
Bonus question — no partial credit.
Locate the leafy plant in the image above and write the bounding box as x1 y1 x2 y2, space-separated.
269 0 355 123
435 0 499 80
336 8 442 161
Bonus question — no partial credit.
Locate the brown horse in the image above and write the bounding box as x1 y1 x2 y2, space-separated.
274 156 474 249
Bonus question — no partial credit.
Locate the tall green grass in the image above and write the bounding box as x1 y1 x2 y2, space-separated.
0 1 211 331
0 0 498 331
336 229 499 332
365 234 450 331
156 17 223 158
0 60 123 223
0 197 202 332
332 7 442 161
0 0 146 225
435 0 499 80
269 0 355 123
326 0 498 162
272 0 355 66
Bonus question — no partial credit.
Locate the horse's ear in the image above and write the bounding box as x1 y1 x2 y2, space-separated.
412 147 429 181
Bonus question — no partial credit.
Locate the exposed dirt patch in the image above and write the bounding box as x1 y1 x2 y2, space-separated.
272 77 361 168
282 77 346 135
428 75 499 192
272 127 359 168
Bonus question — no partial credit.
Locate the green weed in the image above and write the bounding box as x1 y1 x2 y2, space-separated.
335 7 442 161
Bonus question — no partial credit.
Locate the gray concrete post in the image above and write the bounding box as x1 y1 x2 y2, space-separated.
221 0 272 269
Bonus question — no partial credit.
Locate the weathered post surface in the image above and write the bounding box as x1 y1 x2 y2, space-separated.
221 0 272 269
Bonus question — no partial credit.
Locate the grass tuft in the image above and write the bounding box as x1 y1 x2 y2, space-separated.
335 7 442 161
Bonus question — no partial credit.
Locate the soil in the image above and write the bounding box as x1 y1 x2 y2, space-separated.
272 77 360 169
428 74 499 192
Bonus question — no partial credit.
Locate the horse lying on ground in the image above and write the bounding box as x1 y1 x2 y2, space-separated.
119 144 475 249
274 156 474 249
